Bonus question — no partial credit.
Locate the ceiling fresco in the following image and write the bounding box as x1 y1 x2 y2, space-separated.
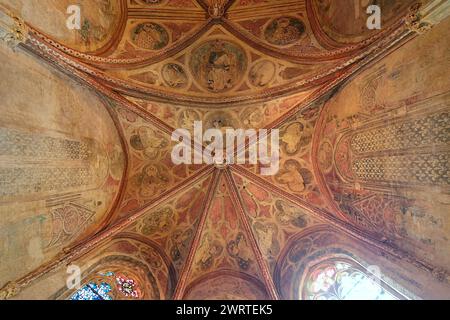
122 89 316 133
309 0 418 44
0 0 125 53
183 173 266 295
232 172 325 274
312 16 450 271
11 0 427 106
0 0 450 300
112 101 207 218
0 43 126 290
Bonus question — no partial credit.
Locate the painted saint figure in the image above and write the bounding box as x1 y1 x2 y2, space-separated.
206 44 237 92
190 40 246 93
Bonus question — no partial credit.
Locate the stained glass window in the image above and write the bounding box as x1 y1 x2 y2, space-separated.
70 271 141 300
70 282 113 300
303 260 403 300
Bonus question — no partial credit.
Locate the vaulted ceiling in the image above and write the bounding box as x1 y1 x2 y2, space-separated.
0 0 449 300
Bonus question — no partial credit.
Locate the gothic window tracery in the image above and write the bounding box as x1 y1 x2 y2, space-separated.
302 258 406 300
70 271 141 300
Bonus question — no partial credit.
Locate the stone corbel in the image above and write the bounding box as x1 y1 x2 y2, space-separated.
405 0 450 34
0 281 20 300
0 7 29 49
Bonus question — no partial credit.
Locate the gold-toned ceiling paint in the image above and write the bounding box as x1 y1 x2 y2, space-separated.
0 0 449 300
0 43 125 288
313 16 450 271
0 0 124 53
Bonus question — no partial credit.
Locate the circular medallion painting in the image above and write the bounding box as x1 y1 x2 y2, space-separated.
131 23 169 50
264 17 305 46
249 60 276 87
190 40 247 93
162 63 188 89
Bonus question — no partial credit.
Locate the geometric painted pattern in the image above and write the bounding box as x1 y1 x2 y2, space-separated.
351 112 449 154
352 152 449 185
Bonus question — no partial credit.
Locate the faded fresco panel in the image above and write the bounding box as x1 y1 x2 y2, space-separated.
0 0 122 52
312 0 418 43
314 17 450 271
0 45 125 287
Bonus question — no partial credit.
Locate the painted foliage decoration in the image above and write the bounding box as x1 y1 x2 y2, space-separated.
264 17 305 46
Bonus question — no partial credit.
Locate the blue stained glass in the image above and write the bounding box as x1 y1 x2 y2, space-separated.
70 282 113 300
